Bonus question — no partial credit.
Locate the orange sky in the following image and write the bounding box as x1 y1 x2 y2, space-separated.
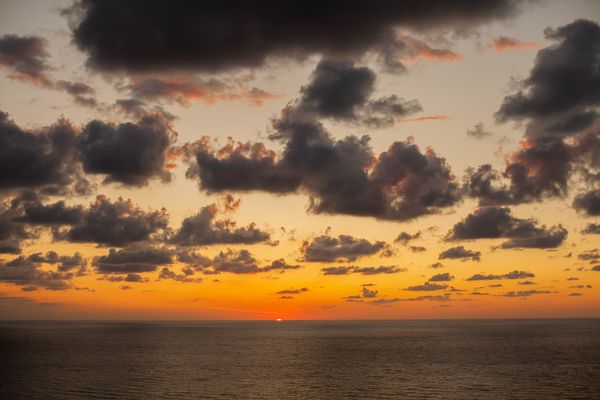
0 0 599 320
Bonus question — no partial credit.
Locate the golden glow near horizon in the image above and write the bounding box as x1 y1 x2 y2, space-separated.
0 0 599 320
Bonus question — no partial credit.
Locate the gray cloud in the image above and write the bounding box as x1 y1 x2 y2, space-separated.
465 270 534 281
69 0 526 73
429 272 453 282
447 206 567 249
303 234 386 262
321 265 404 275
61 196 169 247
169 205 270 246
439 246 481 261
93 244 173 274
79 114 176 186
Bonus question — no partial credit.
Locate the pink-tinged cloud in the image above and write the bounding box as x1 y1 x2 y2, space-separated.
492 36 539 52
397 115 450 124
127 77 281 107
399 36 463 62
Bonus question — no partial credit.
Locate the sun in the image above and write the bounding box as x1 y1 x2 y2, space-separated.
276 318 283 322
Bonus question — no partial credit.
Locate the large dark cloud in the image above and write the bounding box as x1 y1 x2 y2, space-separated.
93 244 173 274
169 204 270 246
187 105 461 221
184 57 461 221
297 59 420 127
69 0 526 73
79 113 176 186
60 196 169 247
447 206 568 249
464 136 574 206
0 111 86 195
496 19 600 137
303 234 386 262
466 20 600 209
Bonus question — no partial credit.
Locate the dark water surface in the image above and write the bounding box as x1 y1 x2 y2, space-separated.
1 319 599 399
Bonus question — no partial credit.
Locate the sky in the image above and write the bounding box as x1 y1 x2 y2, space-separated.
0 0 599 320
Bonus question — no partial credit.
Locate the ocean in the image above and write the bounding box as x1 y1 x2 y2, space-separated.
1 319 599 399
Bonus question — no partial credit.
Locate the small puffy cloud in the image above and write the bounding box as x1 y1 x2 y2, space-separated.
321 265 404 275
428 272 454 282
93 244 173 274
466 122 493 139
169 204 270 246
465 270 534 281
404 282 448 291
439 246 481 261
303 234 386 262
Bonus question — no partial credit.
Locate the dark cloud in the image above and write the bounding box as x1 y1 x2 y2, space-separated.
206 249 301 274
93 244 173 274
0 34 51 85
79 114 176 186
0 202 35 254
69 0 526 73
496 19 600 137
176 249 212 270
362 286 378 298
298 59 420 127
276 288 308 295
447 206 567 249
169 204 270 246
404 282 448 291
0 252 85 290
573 189 600 216
466 20 600 211
187 138 302 194
465 270 534 281
438 246 481 261
582 223 600 234
157 266 201 283
61 196 169 247
429 262 444 269
466 122 493 139
429 272 453 282
321 265 404 275
186 63 461 221
394 231 421 244
0 111 85 195
500 289 554 297
464 136 574 206
578 249 600 263
518 280 536 285
55 80 98 108
14 199 83 226
303 234 386 262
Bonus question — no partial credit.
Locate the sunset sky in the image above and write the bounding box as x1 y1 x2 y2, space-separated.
1 0 599 320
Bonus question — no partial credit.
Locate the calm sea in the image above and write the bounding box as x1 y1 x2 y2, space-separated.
1 319 599 399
